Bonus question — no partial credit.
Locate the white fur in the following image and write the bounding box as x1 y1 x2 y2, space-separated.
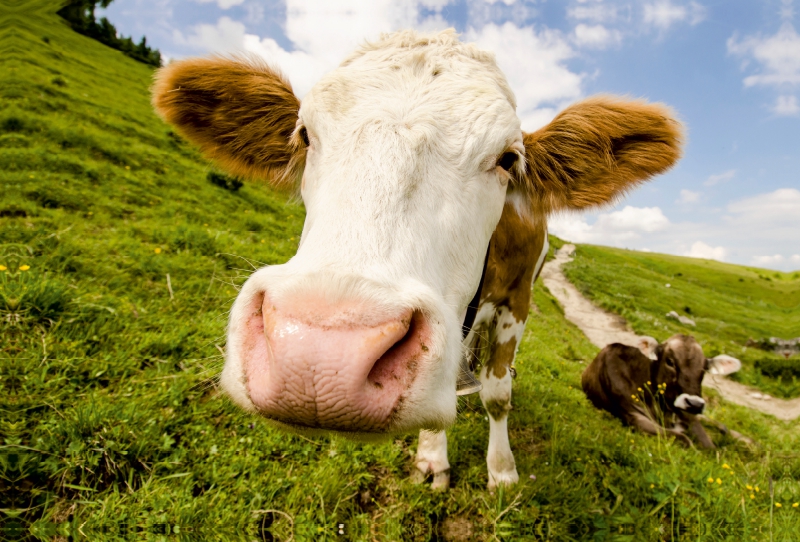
674 393 705 411
534 234 549 278
496 306 526 345
413 429 450 490
479 365 518 490
221 30 523 435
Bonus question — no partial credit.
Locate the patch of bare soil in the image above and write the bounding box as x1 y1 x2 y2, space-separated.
540 244 800 421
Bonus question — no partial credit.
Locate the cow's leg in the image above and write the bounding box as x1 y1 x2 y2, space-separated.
687 416 715 449
480 307 525 491
411 429 450 490
626 411 693 447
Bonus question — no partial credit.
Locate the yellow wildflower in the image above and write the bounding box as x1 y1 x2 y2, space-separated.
793 503 798 508
647 381 651 385
716 478 722 485
746 485 753 490
755 486 760 493
650 484 655 489
775 503 782 508
722 464 730 469
707 478 714 484
0 265 6 271
154 248 162 254
19 265 30 271
750 494 755 499
637 387 643 392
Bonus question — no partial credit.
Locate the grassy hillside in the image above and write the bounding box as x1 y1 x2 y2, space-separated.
563 245 800 398
3 2 799 540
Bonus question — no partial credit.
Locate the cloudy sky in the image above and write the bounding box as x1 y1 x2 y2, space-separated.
100 0 800 271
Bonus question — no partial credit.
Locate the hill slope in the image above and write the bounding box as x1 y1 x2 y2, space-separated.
3 2 799 540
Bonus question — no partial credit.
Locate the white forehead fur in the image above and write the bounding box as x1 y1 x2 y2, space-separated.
294 28 523 306
340 29 516 108
300 29 521 170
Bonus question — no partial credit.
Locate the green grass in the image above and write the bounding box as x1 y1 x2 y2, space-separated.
3 2 800 540
563 245 800 399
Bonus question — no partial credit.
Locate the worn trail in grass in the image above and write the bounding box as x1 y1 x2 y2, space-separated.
3 2 800 540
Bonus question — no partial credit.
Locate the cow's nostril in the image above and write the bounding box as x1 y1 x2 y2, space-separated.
367 310 426 390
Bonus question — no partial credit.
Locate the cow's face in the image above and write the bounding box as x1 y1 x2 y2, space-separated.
153 30 683 437
654 334 708 414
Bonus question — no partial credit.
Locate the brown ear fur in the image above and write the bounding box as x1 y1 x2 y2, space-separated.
519 95 684 214
152 55 302 186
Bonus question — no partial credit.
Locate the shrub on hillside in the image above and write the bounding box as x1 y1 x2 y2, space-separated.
207 171 243 192
755 358 800 380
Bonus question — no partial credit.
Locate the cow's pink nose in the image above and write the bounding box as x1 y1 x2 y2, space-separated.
244 296 429 432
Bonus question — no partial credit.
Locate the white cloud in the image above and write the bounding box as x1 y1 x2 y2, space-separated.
727 188 800 222
684 241 727 261
792 254 800 263
175 16 247 52
677 189 700 203
193 0 245 9
176 1 454 97
643 1 706 29
483 0 517 5
466 22 583 130
752 254 786 266
773 94 800 115
704 169 735 186
549 206 670 245
567 4 619 23
728 22 800 88
573 24 622 49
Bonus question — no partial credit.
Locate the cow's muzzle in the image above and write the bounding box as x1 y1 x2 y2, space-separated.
674 393 705 414
242 292 433 433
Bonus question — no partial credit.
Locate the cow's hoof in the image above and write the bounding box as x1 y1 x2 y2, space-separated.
487 469 519 491
431 470 450 491
411 467 450 489
410 468 427 485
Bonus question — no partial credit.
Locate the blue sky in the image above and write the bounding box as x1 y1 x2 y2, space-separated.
100 0 800 271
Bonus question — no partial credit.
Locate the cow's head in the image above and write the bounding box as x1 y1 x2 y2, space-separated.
153 30 683 437
653 334 737 415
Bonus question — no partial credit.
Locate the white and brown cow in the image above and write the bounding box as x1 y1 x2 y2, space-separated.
153 30 682 489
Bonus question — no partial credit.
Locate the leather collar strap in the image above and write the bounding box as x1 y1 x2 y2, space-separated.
461 243 491 339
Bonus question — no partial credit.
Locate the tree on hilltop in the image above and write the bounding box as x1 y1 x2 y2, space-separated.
58 0 162 67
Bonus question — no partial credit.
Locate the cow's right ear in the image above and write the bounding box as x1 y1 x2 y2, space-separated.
152 56 303 187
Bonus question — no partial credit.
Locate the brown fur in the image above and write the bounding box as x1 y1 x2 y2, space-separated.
519 95 684 215
151 56 304 186
469 204 547 382
581 339 713 448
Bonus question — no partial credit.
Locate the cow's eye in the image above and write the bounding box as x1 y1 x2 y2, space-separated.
299 127 310 147
497 152 518 172
664 357 675 368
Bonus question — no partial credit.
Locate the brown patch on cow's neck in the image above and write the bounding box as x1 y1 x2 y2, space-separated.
483 203 547 323
475 202 548 380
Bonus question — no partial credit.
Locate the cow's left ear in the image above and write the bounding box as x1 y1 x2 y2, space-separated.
705 355 742 376
517 96 683 214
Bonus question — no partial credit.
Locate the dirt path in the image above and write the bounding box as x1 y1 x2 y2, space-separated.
540 244 800 421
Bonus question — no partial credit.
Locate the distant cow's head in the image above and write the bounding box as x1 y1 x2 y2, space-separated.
153 30 682 437
654 334 737 415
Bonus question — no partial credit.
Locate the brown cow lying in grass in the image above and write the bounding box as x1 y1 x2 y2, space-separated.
582 334 746 448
